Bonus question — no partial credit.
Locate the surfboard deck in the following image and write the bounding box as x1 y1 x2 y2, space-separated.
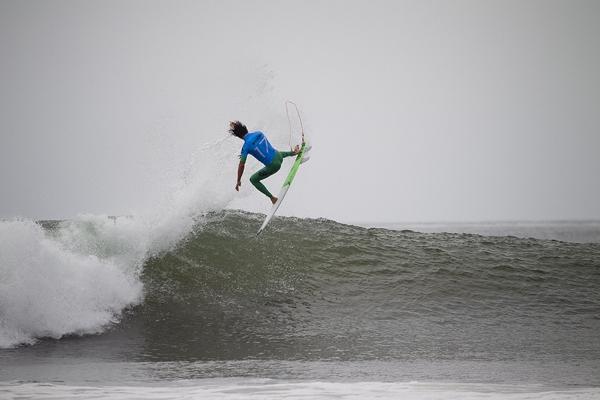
256 142 311 235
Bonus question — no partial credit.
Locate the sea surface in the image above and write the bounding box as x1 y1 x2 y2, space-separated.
1 211 599 399
360 220 600 244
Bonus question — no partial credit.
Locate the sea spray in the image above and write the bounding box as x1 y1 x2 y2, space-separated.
0 64 296 348
0 134 243 348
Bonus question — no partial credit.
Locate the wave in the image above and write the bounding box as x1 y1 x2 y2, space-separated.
130 210 600 361
142 210 600 312
2 209 599 354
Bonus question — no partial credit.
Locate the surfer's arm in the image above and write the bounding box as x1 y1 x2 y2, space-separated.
235 160 245 191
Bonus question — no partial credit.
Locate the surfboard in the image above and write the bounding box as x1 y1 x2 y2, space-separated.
256 142 311 235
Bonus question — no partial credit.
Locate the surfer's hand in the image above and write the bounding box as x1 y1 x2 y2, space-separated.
292 145 300 154
235 181 241 191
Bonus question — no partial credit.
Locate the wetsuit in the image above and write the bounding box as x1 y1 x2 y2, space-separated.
240 131 295 198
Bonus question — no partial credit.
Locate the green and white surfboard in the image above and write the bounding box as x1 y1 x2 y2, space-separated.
256 142 311 235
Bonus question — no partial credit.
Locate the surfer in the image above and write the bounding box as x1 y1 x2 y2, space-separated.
230 121 300 204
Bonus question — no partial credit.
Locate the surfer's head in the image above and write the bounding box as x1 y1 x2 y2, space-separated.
229 121 248 139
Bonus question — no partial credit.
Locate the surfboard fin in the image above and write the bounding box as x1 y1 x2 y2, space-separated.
301 155 311 164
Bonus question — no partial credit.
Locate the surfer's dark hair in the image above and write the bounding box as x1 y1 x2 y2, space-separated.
229 121 248 138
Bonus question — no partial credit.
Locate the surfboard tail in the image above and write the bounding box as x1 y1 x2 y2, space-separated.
256 185 291 236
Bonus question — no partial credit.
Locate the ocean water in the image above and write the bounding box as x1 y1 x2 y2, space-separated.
1 211 599 399
361 221 600 244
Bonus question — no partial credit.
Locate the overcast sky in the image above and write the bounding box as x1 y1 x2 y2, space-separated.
1 0 599 223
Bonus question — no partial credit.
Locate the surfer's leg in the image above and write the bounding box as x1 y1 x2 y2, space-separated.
250 169 275 198
250 155 282 201
279 151 295 158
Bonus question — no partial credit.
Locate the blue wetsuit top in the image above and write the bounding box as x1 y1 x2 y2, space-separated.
240 131 277 166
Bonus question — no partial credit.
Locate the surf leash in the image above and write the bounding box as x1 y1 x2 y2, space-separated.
285 100 305 149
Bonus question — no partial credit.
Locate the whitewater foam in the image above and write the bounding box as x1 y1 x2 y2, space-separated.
0 219 142 347
2 380 599 400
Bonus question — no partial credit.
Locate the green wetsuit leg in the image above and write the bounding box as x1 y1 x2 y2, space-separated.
250 151 283 198
279 151 296 158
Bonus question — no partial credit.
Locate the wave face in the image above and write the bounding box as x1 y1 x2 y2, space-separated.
134 211 600 363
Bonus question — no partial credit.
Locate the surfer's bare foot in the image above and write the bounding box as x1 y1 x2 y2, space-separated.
270 196 278 204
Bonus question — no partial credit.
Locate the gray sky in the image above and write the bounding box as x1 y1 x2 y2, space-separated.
1 0 599 222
